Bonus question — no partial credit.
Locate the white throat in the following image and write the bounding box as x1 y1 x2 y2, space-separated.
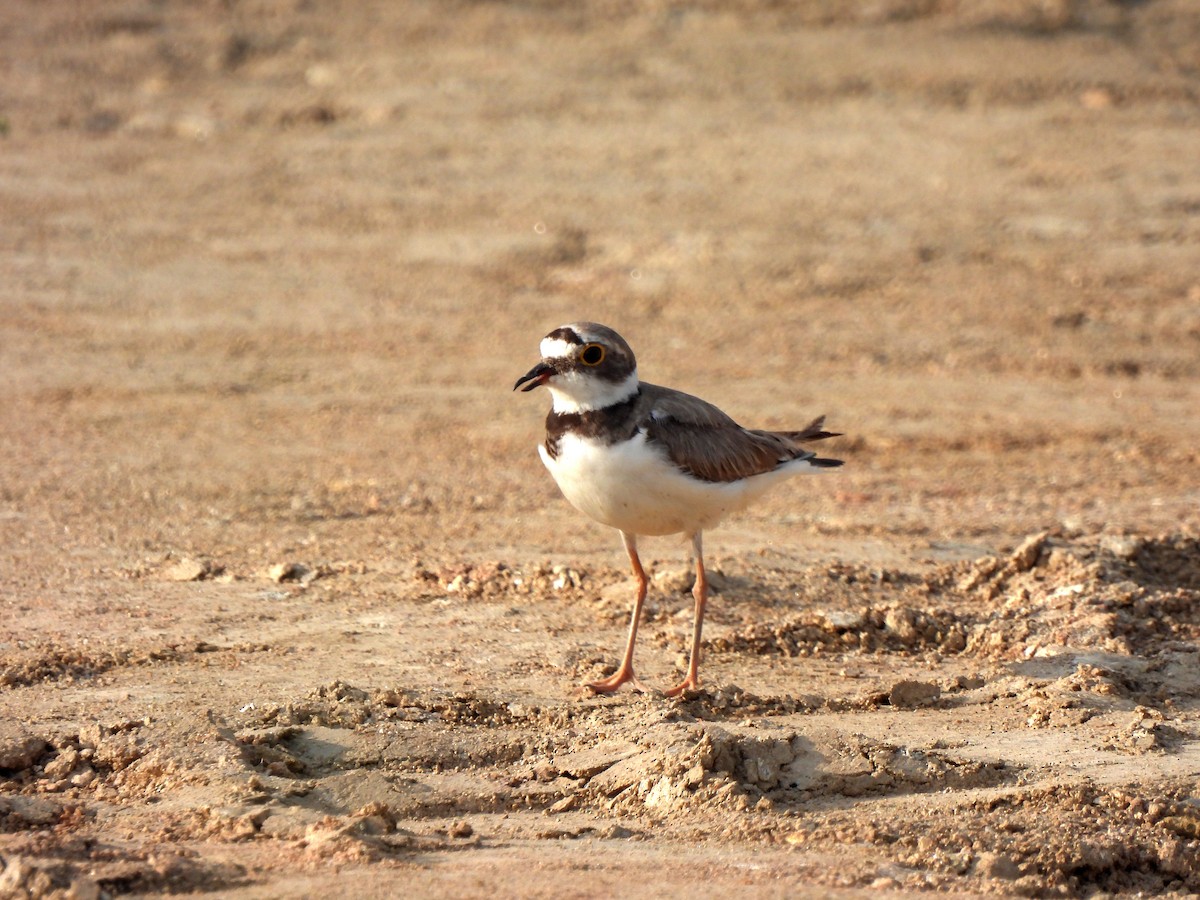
547 369 639 414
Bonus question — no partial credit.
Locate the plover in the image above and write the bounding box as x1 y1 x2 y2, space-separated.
514 322 843 696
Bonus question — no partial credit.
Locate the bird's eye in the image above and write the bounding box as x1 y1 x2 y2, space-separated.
580 343 606 366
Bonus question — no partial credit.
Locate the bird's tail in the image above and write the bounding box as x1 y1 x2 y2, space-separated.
780 415 841 444
785 416 844 468
801 452 844 469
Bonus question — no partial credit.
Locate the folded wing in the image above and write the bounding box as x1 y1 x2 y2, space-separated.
636 384 842 484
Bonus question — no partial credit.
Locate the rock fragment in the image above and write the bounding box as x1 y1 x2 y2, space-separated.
1009 533 1047 573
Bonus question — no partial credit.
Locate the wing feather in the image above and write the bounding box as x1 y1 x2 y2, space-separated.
636 383 837 483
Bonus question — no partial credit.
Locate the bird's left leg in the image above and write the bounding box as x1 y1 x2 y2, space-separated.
665 531 707 697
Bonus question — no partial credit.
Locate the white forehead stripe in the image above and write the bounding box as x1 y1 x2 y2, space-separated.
540 337 579 360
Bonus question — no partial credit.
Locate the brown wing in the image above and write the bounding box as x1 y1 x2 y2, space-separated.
636 383 833 484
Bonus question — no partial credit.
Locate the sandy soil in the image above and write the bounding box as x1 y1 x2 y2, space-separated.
3 0 1200 896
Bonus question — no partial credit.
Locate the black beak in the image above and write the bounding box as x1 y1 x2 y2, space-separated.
514 361 553 392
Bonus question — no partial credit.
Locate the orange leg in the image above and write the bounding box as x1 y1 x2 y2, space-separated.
587 531 649 694
665 531 707 697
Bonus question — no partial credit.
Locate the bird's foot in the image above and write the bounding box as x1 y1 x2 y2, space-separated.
663 675 701 698
586 668 648 694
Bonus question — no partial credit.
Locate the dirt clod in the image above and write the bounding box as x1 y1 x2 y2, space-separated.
888 681 942 709
0 727 48 772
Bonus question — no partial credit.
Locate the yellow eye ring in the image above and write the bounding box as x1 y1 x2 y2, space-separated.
580 343 606 366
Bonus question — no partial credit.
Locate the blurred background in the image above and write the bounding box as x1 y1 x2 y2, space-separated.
4 0 1199 579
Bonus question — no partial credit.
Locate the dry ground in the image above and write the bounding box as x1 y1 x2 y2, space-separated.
2 0 1200 896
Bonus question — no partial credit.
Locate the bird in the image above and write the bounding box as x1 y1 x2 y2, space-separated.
514 322 843 697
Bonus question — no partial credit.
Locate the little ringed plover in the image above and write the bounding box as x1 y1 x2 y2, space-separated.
515 322 843 696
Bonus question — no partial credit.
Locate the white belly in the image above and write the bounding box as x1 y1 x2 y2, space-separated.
538 431 805 537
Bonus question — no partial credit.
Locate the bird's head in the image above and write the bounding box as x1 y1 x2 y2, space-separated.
513 322 639 413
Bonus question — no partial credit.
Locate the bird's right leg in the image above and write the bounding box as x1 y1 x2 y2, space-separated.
587 531 649 694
